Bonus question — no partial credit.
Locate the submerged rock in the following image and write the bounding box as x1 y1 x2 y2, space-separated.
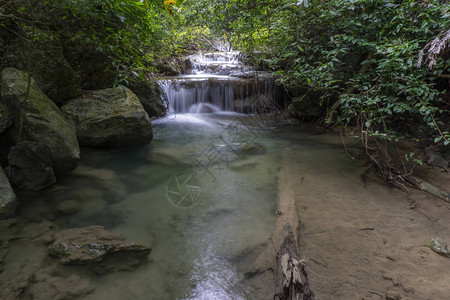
55 200 81 215
0 166 18 219
71 166 126 203
61 87 153 147
7 141 56 191
0 68 80 174
29 267 95 300
48 226 151 268
0 270 33 300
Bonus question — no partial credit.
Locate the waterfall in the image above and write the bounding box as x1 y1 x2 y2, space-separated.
158 51 285 114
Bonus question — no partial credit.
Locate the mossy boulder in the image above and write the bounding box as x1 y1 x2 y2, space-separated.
0 68 80 174
3 37 80 105
61 87 153 147
0 166 18 219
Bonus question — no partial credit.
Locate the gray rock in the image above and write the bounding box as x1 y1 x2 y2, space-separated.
0 68 80 174
48 226 151 266
0 166 18 219
427 153 448 168
62 87 153 147
7 141 56 191
4 38 80 105
128 80 166 118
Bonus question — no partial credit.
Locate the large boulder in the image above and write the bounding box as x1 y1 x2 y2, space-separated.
0 166 18 219
128 80 166 118
61 87 153 147
3 37 80 105
7 141 56 191
0 68 80 174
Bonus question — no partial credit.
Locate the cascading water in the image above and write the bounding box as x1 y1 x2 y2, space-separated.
158 51 286 114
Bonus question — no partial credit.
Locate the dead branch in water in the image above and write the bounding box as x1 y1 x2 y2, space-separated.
370 157 450 203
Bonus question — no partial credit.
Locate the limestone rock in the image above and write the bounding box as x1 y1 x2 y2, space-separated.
0 166 18 219
128 80 166 118
0 68 80 174
61 87 153 147
48 226 151 266
7 141 56 191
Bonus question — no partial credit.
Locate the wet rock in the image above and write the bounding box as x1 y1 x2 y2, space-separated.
0 68 80 174
0 166 18 219
61 87 153 147
427 153 448 168
7 141 56 191
425 146 448 168
55 200 81 215
48 226 151 267
29 267 95 300
128 79 166 118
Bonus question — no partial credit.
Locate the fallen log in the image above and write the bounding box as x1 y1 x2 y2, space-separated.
274 164 314 300
274 226 314 300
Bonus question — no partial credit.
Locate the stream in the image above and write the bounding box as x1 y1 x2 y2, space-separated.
1 51 359 299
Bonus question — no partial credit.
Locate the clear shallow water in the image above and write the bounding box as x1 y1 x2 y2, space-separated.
5 113 285 299
2 113 362 300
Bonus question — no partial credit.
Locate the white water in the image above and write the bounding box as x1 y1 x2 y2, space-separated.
159 51 285 114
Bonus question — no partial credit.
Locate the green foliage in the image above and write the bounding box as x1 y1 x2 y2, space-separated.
184 0 449 146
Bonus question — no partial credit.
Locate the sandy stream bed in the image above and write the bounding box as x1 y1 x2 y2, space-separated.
275 146 450 300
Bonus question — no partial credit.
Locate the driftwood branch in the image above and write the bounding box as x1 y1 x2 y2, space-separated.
372 159 450 203
274 228 314 300
405 175 450 203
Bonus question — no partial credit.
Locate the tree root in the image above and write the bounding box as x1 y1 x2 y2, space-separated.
372 159 450 203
